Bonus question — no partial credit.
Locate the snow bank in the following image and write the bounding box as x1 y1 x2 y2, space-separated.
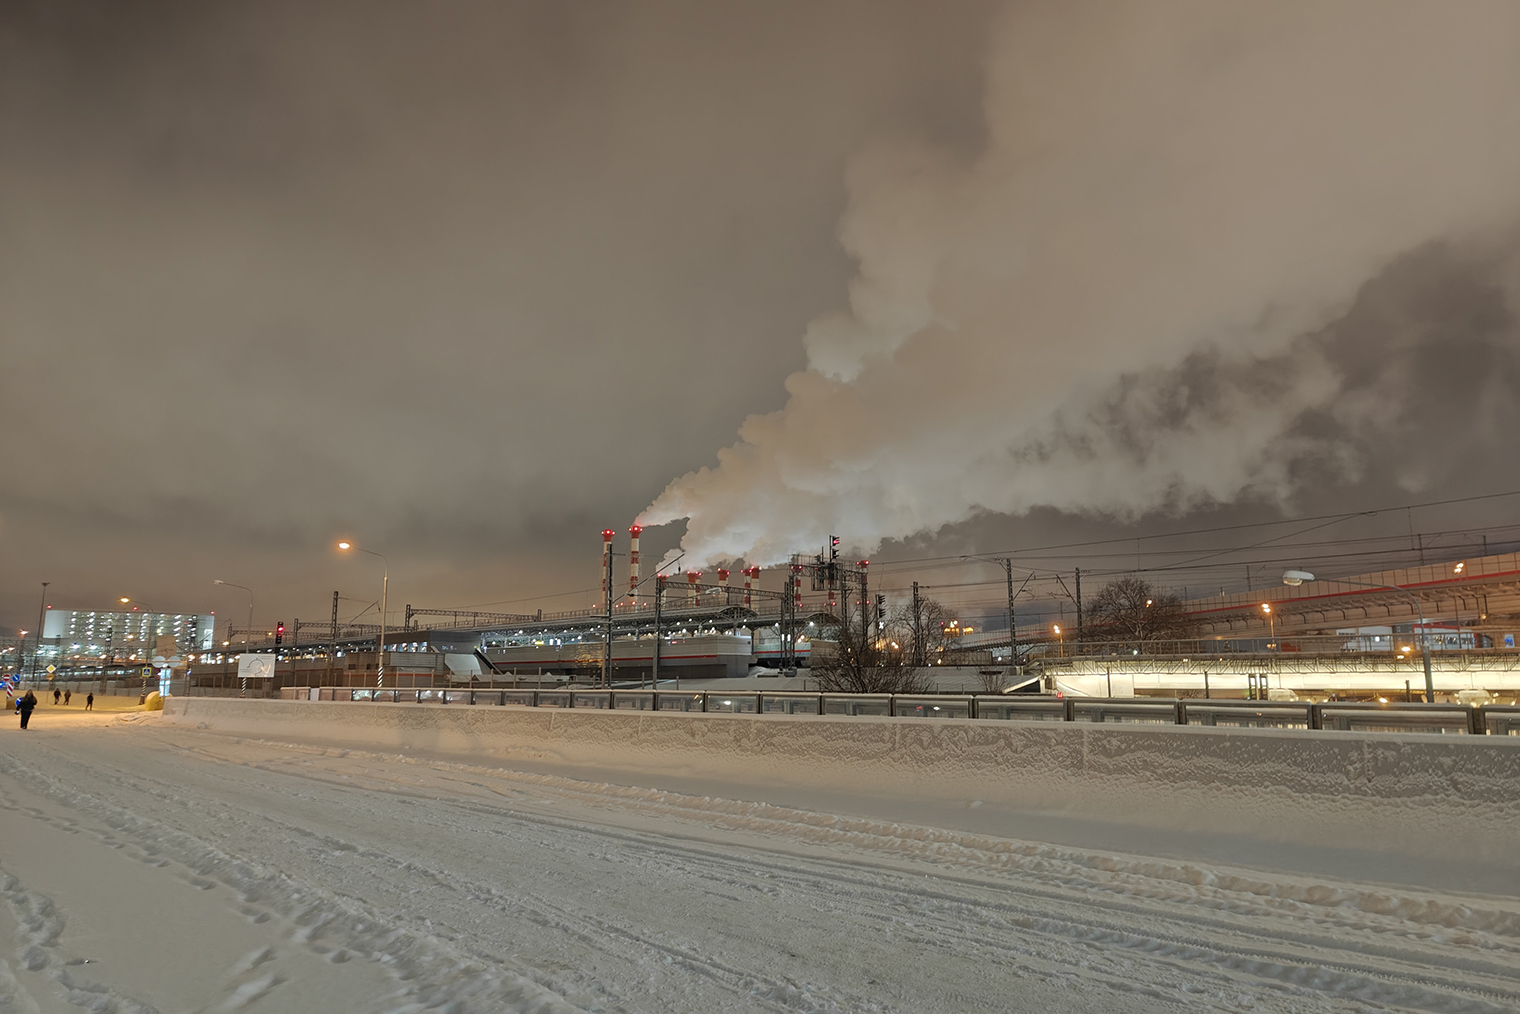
163 698 1520 869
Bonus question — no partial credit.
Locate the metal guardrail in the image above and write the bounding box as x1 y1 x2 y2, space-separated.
270 687 1520 735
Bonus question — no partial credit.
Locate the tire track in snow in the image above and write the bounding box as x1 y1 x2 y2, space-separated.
8 722 1520 1013
178 733 1520 1013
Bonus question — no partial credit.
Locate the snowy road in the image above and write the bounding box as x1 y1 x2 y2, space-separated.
3 710 1518 1013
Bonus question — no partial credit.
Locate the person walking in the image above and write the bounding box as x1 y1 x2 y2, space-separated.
85 693 94 711
18 691 37 729
64 689 71 705
52 688 61 705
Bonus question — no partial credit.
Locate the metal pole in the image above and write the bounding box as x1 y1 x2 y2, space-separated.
1420 630 1434 703
31 582 50 681
378 568 388 690
1003 559 1016 670
142 609 155 702
101 622 113 699
859 564 869 649
652 576 663 688
327 591 338 690
911 581 923 667
1074 568 1083 650
602 548 614 687
785 565 798 673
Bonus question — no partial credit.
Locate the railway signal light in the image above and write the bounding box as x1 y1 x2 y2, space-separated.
275 622 285 645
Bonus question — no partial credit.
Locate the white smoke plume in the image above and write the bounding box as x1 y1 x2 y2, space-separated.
643 0 1520 565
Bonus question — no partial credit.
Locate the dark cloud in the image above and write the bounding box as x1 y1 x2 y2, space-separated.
0 0 996 624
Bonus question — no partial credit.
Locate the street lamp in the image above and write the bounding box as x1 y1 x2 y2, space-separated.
338 541 389 689
1282 570 1434 703
30 582 50 681
120 597 159 700
1053 624 1064 657
1261 603 1276 651
214 581 256 697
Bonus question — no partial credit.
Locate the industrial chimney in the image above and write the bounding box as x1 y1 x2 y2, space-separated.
628 523 642 603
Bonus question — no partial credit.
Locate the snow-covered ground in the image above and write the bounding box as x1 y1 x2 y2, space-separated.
3 704 1518 1013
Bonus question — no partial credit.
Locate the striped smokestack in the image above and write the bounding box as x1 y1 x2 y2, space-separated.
742 566 759 607
628 524 642 600
717 568 729 604
686 570 702 607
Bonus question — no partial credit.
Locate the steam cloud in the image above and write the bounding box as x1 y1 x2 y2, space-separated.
643 0 1520 565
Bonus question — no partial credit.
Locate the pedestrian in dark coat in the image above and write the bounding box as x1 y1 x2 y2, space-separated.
18 691 37 729
64 689 71 705
52 689 61 705
85 693 94 711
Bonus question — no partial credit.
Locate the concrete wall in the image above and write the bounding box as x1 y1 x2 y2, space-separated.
162 697 1520 870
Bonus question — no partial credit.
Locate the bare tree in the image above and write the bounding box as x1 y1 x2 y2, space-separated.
1087 576 1199 651
899 596 957 666
811 601 932 694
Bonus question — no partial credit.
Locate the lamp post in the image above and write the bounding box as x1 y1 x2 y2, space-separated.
1282 570 1434 703
1261 603 1276 651
31 582 50 681
338 541 388 689
1053 624 1064 657
120 597 158 700
214 580 256 697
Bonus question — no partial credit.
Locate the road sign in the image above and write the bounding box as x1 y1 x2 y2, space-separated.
46 664 55 673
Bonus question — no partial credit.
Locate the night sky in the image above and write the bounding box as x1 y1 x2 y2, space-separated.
5 1 1520 636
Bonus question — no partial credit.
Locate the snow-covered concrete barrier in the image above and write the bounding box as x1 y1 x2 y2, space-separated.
162 697 1520 869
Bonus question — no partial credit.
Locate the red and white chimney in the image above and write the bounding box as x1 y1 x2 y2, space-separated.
686 570 702 607
628 524 642 601
717 568 729 604
742 566 759 608
601 529 616 600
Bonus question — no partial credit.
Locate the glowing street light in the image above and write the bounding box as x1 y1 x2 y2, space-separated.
1260 602 1276 651
338 540 389 689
